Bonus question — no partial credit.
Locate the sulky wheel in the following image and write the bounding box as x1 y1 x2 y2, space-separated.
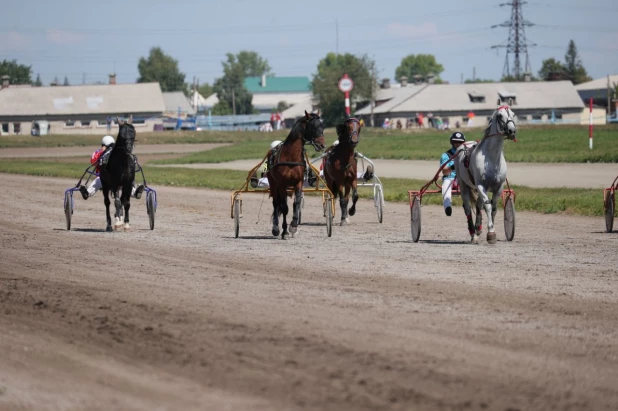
375 185 384 224
504 195 515 241
410 195 421 242
605 192 615 233
64 191 73 231
233 198 241 238
146 190 156 230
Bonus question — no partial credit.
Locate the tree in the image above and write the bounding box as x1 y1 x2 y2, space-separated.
63 75 70 86
311 53 375 126
564 40 591 85
224 51 272 78
0 59 32 84
33 73 42 87
51 76 59 86
394 54 444 83
276 101 291 112
197 82 213 97
137 47 187 93
538 58 567 81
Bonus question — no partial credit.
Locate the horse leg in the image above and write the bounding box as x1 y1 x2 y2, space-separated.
103 187 113 232
122 185 131 231
348 180 359 217
461 186 478 244
280 193 289 240
476 184 496 244
339 184 349 225
475 200 483 236
489 190 501 243
271 195 280 237
113 191 123 230
289 184 302 234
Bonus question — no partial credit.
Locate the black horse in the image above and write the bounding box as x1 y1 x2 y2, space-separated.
99 117 136 231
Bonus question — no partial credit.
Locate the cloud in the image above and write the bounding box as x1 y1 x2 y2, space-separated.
386 22 439 39
0 31 32 51
46 29 85 45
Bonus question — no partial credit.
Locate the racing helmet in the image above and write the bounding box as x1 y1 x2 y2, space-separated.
449 131 465 144
101 135 115 147
270 140 282 149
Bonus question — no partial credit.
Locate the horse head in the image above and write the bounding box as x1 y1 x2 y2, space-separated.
335 116 361 147
115 115 136 153
301 110 326 151
492 99 517 140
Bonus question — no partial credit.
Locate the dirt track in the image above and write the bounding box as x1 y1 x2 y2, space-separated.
1 173 618 411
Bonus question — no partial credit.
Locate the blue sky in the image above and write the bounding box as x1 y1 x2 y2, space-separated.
1 0 616 87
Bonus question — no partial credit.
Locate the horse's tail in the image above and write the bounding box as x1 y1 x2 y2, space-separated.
470 186 479 204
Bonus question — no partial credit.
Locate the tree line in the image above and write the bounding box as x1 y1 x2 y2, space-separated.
0 39 597 126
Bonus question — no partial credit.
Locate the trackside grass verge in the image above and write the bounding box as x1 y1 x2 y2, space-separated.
0 160 606 217
2 125 617 163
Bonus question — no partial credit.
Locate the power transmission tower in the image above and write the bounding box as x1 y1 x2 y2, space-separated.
491 0 535 80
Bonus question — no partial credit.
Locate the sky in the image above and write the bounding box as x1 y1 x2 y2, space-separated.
1 0 617 88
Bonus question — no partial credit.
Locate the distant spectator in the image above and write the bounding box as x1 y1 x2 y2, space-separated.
467 111 475 127
427 112 434 128
382 118 390 129
106 116 112 133
417 113 424 128
396 119 403 129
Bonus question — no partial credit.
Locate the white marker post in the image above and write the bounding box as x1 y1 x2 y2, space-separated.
589 98 593 150
338 74 354 116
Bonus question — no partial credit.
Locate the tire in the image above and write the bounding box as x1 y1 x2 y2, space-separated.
325 197 333 237
375 185 384 224
411 196 421 242
504 195 515 241
146 191 156 230
64 191 72 231
234 198 241 238
605 192 615 233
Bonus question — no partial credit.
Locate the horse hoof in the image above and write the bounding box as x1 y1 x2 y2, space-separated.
123 224 131 231
340 219 348 226
471 235 479 244
349 208 356 217
272 226 280 237
106 226 113 232
487 232 497 244
289 225 297 234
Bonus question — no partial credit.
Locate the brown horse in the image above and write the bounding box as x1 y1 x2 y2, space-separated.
324 117 362 225
267 111 326 239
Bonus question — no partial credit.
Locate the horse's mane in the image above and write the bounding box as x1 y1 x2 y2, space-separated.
284 113 319 143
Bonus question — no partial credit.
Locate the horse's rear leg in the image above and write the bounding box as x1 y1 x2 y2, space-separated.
280 196 289 240
476 184 496 244
461 186 479 244
271 196 280 237
103 188 113 232
113 194 123 230
122 186 131 231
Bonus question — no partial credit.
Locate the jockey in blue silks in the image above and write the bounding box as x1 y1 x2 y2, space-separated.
440 131 466 216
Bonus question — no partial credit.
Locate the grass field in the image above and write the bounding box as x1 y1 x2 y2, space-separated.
1 124 617 163
0 159 605 217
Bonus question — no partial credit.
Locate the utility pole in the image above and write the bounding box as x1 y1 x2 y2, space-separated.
491 0 535 80
472 67 476 82
370 58 376 127
607 74 611 116
232 89 236 117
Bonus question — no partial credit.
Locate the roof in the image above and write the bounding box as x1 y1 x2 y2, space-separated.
575 75 618 91
355 81 584 115
281 95 317 118
162 91 195 115
0 83 165 116
244 76 311 93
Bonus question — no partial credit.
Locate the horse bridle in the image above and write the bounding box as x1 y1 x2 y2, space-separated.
343 118 361 146
302 116 325 150
485 106 516 141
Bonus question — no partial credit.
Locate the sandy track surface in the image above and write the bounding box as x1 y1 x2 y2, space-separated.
1 173 617 411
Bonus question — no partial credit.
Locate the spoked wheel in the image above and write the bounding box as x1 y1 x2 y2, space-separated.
64 191 73 231
605 191 615 233
146 190 156 230
325 196 333 237
504 195 516 241
233 197 241 238
375 185 384 223
410 195 421 242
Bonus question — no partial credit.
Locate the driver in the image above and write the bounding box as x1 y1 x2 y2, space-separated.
250 140 282 188
79 135 145 200
440 131 465 216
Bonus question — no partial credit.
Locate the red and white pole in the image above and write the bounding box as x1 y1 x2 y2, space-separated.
344 91 350 116
589 98 593 150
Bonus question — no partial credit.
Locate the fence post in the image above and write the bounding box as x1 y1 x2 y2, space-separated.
589 98 593 150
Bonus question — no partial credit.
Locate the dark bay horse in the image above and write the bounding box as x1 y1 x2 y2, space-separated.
324 117 361 225
266 111 326 239
99 117 136 231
